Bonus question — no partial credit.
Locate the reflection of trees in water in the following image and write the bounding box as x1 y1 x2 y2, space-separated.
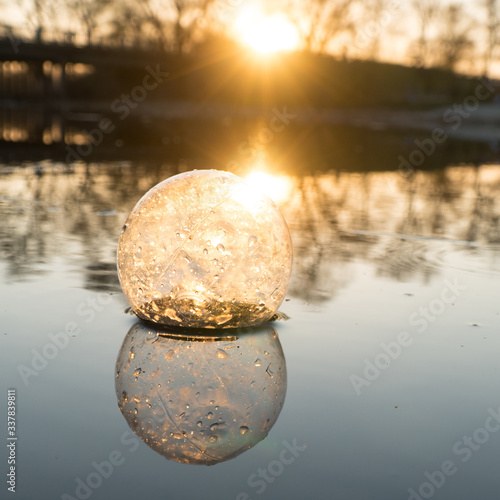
283 174 368 303
463 166 500 244
379 167 500 281
0 162 179 289
280 166 500 297
1 163 500 301
0 191 47 280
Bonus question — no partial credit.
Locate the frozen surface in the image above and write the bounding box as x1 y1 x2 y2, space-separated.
115 322 286 465
2 162 500 500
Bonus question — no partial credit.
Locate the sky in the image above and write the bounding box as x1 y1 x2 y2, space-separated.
0 0 495 76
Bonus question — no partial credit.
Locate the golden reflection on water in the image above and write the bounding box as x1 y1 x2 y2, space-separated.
244 169 293 205
1 163 500 302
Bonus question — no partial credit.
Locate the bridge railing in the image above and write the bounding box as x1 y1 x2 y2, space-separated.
0 25 164 51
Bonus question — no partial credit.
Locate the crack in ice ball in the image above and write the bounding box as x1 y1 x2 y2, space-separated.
117 170 293 328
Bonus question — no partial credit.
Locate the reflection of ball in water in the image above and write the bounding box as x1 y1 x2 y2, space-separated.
115 322 287 465
117 170 293 328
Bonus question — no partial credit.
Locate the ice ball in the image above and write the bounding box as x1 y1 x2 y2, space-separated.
117 170 293 328
115 322 287 465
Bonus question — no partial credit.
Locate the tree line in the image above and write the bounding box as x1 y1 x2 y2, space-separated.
0 0 499 75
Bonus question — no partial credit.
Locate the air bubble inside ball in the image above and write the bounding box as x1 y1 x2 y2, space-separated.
117 170 293 329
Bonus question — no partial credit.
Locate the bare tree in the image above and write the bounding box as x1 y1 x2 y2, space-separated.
483 0 500 75
107 2 152 47
0 2 8 30
435 3 475 72
128 0 216 52
411 0 439 67
135 0 169 49
171 0 190 53
287 0 359 53
15 0 57 41
358 0 389 60
66 0 113 45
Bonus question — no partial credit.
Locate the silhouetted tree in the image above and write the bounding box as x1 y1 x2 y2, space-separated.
410 0 439 67
483 0 500 75
172 0 190 53
66 0 113 45
0 2 10 33
288 0 359 53
360 0 389 60
124 0 216 53
435 3 475 71
134 0 168 49
107 2 152 47
15 0 57 41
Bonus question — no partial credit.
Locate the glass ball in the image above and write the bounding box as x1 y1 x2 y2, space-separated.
115 322 287 465
117 170 293 329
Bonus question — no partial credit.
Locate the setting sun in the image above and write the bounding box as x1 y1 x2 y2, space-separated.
234 7 300 54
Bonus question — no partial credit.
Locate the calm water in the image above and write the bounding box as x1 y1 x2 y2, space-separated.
1 160 500 500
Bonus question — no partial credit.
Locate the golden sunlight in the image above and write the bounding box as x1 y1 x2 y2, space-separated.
234 6 300 54
245 170 293 205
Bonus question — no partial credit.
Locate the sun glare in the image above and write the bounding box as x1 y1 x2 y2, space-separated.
235 7 300 54
245 170 293 205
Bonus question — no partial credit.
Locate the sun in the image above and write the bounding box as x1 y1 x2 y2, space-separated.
234 6 300 54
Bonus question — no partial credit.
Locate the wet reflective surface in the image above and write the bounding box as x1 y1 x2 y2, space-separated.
2 160 500 499
115 322 286 465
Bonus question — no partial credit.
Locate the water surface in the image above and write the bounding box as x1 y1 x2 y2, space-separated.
1 161 500 500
